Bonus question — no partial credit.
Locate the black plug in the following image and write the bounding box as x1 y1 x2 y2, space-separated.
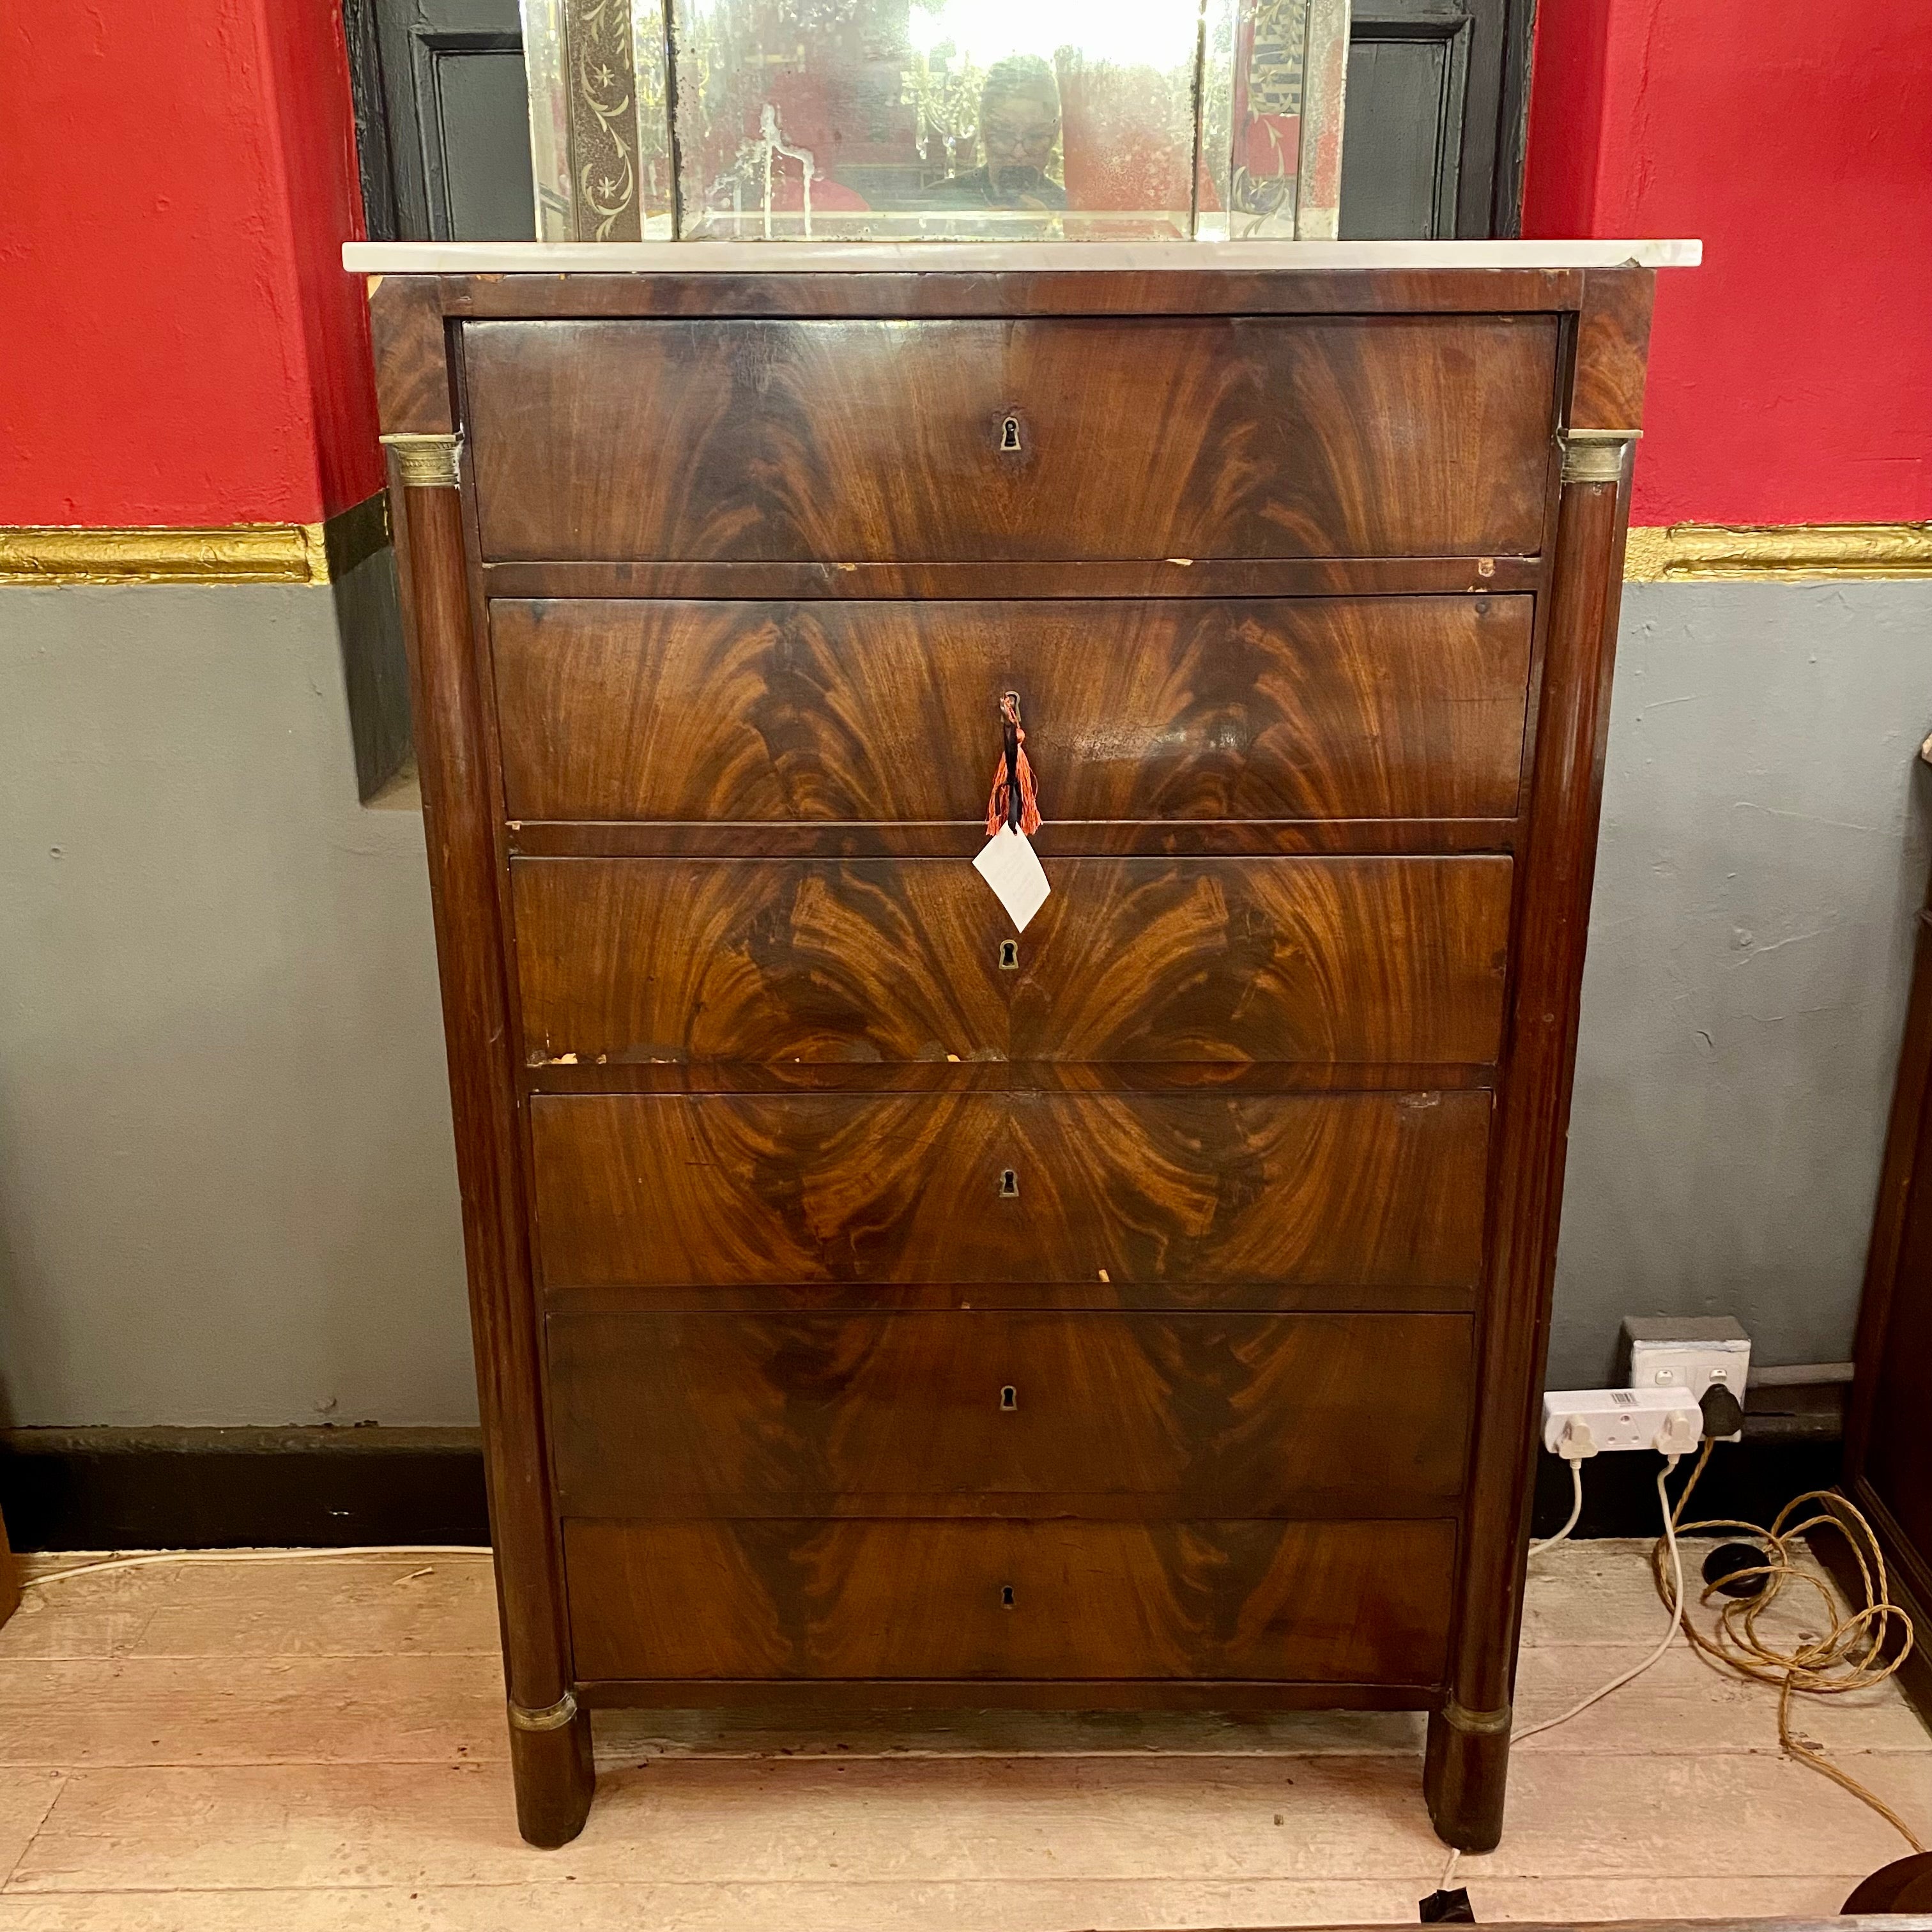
1699 1381 1744 1439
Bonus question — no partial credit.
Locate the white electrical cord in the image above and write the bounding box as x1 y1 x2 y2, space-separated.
1529 1457 1584 1556
1513 1454 1683 1744
19 1546 489 1590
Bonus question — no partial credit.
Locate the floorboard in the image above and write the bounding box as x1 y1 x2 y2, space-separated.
0 1540 1922 1926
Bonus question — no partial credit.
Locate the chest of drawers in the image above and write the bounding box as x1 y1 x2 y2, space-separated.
363 250 1657 1852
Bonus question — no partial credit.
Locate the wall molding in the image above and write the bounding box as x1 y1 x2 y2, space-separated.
0 1426 487 1551
1627 521 1932 582
10 508 1926 588
0 493 389 586
0 1421 1836 1551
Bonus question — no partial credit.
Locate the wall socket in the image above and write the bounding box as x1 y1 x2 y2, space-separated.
1620 1315 1750 1443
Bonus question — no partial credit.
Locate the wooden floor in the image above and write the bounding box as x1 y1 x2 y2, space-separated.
0 1538 1925 1929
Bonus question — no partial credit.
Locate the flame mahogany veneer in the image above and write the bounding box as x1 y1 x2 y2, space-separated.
369 264 1653 1851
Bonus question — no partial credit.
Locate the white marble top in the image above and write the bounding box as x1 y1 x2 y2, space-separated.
344 238 1700 275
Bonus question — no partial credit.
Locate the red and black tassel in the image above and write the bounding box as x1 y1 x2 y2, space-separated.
985 691 1041 838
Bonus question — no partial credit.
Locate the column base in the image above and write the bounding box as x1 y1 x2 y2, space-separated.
1424 1702 1512 1851
508 1694 596 1848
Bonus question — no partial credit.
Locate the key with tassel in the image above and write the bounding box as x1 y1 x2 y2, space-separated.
973 691 1050 931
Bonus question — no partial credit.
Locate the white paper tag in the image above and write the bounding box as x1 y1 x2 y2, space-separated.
973 826 1051 933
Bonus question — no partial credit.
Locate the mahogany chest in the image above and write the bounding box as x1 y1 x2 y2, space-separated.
362 250 1657 1850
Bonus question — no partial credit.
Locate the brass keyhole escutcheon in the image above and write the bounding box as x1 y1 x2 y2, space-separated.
999 939 1019 970
1000 1385 1018 1411
1000 415 1022 452
1000 1584 1016 1608
999 1168 1018 1198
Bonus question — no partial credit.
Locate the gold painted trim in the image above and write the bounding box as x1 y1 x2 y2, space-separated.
1562 428 1641 486
381 433 462 489
0 523 327 586
0 495 392 587
1625 521 1932 582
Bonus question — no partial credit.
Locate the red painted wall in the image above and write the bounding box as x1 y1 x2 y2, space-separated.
0 0 381 526
1526 0 1932 526
5 0 1922 530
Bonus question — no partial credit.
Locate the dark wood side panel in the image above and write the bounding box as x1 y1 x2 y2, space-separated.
465 316 1559 562
1859 919 1932 1563
511 856 1514 1070
529 1089 1492 1291
491 597 1535 824
548 1311 1473 1517
1845 880 1932 1724
563 1516 1457 1683
1845 890 1932 1584
0 1511 17 1632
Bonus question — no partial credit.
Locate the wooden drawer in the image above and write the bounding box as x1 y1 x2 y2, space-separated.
490 597 1533 824
564 1517 1455 1685
548 1311 1473 1517
512 855 1512 1070
529 1089 1491 1292
466 317 1557 562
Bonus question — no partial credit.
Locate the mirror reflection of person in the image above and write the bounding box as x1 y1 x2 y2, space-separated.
929 56 1068 211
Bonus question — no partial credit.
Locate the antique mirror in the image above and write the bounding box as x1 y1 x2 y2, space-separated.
518 0 1351 242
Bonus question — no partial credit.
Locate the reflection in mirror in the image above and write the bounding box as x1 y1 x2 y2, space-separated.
1227 0 1348 238
673 0 1201 240
520 0 1347 241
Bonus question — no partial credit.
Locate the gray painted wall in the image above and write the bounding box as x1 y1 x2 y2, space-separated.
0 570 1926 1423
0 560 476 1427
1551 579 1932 1384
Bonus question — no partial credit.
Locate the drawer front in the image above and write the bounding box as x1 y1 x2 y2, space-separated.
491 596 1533 824
548 1311 1473 1516
512 855 1513 1069
564 1517 1455 1685
530 1090 1491 1291
466 317 1557 562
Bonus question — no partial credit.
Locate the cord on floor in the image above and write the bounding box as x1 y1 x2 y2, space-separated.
1514 1455 1685 1744
1650 1442 1923 1854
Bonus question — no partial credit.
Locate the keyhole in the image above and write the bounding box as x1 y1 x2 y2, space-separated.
999 939 1018 970
1000 415 1022 452
999 1168 1018 1198
1000 1385 1018 1411
1000 1584 1016 1609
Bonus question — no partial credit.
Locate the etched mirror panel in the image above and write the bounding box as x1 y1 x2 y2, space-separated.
523 0 675 238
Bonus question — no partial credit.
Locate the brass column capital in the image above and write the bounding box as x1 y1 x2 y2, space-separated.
1561 428 1642 486
381 433 463 489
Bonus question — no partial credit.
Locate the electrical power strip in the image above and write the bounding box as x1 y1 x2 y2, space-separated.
1542 1386 1702 1460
